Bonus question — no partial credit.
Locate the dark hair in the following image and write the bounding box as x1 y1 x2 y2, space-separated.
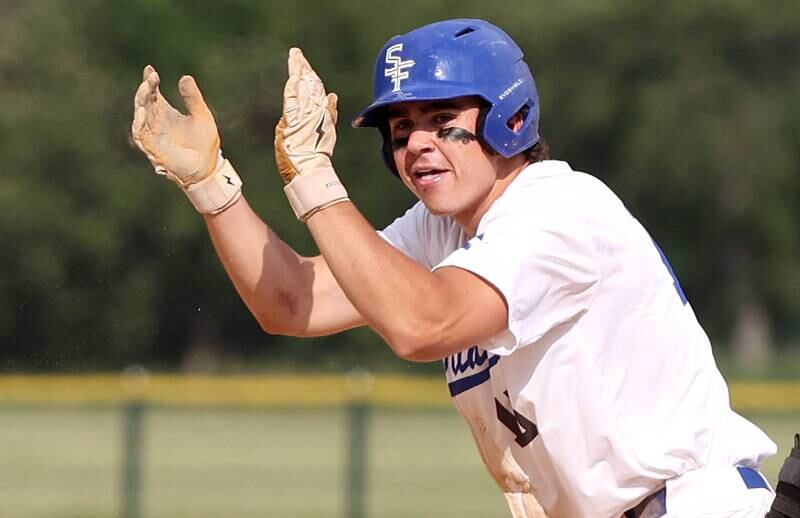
523 138 550 163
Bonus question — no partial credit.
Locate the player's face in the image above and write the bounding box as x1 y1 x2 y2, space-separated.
387 97 521 233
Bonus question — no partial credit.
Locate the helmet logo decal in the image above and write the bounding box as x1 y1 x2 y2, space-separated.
384 44 415 93
498 78 524 100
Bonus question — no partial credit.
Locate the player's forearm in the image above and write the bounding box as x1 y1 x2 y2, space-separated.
204 196 318 335
306 202 475 360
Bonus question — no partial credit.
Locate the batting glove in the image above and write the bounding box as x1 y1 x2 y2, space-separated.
131 65 242 215
274 48 349 221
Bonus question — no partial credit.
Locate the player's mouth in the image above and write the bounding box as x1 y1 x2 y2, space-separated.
412 169 448 188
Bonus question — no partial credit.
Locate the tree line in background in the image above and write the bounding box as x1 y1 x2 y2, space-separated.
1 0 798 374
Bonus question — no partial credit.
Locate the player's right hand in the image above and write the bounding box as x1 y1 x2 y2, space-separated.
131 65 243 215
131 65 221 188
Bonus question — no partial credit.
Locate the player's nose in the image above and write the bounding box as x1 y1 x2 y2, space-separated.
406 128 437 155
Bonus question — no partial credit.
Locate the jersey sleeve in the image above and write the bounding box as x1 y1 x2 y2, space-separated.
378 202 462 269
377 202 435 267
435 205 599 355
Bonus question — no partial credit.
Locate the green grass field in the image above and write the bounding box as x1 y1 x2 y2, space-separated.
0 405 508 518
0 404 797 518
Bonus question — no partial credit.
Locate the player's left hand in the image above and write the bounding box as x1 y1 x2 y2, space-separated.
274 48 348 221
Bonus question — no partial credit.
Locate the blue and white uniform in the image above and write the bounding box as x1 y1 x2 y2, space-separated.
380 160 776 518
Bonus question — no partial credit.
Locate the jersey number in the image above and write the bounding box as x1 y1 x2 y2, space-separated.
495 393 538 447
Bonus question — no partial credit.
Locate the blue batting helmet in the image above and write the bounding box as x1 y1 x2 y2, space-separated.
352 18 540 173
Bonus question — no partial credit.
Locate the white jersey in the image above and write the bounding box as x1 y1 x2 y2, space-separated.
379 160 776 517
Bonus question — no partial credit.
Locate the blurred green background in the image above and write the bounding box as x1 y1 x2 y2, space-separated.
1 0 799 516
1 0 798 374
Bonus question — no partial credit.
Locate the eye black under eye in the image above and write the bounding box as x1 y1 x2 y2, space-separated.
437 127 478 143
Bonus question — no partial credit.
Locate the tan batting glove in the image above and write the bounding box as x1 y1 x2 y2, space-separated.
275 48 349 221
132 65 242 215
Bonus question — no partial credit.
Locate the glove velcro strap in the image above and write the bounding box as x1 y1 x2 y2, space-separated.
184 160 243 215
283 167 349 221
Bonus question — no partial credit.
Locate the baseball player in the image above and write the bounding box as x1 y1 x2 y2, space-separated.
132 18 779 518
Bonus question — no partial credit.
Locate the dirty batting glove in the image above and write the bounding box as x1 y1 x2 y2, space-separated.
131 65 242 215
274 48 349 221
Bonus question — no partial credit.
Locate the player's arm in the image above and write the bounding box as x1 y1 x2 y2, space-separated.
130 65 364 336
275 49 508 361
203 197 364 336
309 204 508 360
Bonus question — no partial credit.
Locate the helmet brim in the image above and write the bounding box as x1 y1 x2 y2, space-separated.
351 84 490 128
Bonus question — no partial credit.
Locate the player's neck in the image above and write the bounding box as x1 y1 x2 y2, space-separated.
456 159 530 238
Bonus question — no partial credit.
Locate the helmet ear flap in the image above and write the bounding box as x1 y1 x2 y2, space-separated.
483 94 540 158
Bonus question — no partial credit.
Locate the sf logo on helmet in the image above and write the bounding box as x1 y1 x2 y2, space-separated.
384 44 415 93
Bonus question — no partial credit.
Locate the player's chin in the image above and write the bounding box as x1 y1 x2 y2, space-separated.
419 196 461 217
